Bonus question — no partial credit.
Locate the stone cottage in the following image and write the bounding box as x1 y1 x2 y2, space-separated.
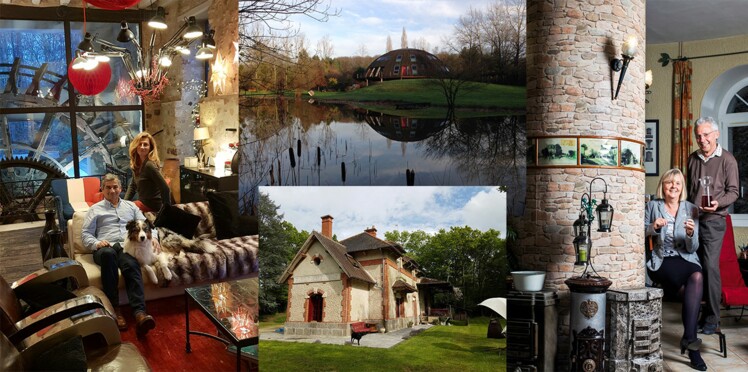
279 215 430 337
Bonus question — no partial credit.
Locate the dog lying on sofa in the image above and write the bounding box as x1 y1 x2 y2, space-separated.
66 200 258 305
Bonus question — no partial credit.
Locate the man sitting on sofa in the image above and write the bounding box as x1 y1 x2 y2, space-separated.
81 173 156 335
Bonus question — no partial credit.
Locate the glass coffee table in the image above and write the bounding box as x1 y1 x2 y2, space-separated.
185 277 259 372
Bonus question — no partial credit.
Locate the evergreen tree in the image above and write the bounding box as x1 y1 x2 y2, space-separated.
386 34 393 52
401 27 408 49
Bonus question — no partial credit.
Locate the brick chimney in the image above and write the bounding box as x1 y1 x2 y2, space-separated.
364 226 377 237
321 215 334 238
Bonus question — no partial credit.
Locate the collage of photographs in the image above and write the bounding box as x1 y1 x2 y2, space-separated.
2 0 748 371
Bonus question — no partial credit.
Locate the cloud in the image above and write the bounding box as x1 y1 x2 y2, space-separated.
261 186 506 239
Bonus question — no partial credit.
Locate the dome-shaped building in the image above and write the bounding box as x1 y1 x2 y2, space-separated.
364 48 447 81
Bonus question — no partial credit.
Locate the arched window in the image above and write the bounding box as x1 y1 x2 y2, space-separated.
702 66 748 226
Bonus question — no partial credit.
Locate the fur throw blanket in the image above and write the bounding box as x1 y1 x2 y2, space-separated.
151 232 258 287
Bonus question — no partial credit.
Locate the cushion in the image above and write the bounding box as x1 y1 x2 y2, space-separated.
154 204 202 238
207 191 239 239
51 177 101 220
207 191 258 239
13 283 76 314
29 335 87 371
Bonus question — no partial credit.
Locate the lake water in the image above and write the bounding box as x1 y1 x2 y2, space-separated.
238 98 526 213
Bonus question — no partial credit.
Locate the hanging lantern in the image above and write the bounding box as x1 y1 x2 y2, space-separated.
85 0 142 10
596 198 614 232
68 62 112 96
573 229 592 265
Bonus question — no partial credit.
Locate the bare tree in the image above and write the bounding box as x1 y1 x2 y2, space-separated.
401 27 408 49
386 34 393 52
357 43 368 57
316 34 334 59
411 37 431 51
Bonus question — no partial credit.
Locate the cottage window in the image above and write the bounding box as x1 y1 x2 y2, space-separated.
410 55 416 62
395 54 402 62
393 65 400 74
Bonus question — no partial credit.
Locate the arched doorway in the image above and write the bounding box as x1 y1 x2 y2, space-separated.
307 293 323 322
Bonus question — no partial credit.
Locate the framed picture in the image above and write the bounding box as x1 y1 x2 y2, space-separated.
644 120 659 176
580 138 618 167
537 137 578 166
620 139 644 170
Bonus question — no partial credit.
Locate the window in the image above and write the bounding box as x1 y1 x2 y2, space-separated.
410 55 416 62
313 256 321 265
393 65 400 74
411 65 418 75
395 54 402 62
0 16 143 178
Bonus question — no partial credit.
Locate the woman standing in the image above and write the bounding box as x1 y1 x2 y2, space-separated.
645 168 705 371
125 132 171 214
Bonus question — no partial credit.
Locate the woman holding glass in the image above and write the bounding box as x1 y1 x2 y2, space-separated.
645 168 705 371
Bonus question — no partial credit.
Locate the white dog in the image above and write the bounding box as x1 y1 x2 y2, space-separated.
123 220 172 284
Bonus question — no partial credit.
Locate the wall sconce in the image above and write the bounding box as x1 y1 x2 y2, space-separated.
571 177 614 275
610 34 638 100
645 69 653 103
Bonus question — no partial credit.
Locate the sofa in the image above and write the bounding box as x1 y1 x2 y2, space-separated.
65 201 259 305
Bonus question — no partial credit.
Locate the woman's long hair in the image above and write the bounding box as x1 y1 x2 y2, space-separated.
129 132 161 175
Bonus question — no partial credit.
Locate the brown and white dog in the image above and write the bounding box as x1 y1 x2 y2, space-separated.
123 220 172 284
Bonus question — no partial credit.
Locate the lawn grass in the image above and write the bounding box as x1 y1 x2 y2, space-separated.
259 312 287 332
259 317 505 371
241 79 525 118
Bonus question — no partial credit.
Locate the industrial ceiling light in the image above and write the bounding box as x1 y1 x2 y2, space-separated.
147 6 167 30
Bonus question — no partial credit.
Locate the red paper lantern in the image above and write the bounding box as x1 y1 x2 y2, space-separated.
68 63 112 96
84 0 142 10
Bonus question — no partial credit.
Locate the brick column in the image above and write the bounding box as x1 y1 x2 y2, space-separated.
518 0 646 365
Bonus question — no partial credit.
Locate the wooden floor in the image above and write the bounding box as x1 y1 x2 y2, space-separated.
0 221 45 283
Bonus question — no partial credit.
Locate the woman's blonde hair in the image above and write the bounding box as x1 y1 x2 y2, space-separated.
129 132 161 175
655 168 687 202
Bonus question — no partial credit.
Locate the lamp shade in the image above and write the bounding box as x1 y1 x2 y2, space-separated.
68 62 111 96
85 0 142 10
194 127 210 141
622 34 638 57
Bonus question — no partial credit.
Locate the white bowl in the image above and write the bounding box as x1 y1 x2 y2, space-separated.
511 271 546 292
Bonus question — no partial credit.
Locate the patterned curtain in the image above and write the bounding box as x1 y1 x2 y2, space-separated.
672 60 693 175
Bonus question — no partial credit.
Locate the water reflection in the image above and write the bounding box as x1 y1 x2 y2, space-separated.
239 98 526 213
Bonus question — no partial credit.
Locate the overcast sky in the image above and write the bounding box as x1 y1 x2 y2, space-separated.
261 186 506 239
286 0 494 58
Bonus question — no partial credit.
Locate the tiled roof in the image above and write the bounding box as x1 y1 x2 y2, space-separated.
312 231 376 284
340 232 405 255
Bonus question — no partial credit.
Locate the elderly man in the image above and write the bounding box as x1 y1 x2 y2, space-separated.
82 173 156 335
687 116 740 335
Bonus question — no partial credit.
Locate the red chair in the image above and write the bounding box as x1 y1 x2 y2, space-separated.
714 214 748 358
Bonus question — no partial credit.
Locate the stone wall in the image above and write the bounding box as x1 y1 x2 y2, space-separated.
521 0 646 290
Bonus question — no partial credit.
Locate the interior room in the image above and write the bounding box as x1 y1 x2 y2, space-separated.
512 0 748 371
0 0 257 370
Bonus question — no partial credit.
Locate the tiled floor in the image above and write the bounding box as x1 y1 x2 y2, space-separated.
662 302 748 371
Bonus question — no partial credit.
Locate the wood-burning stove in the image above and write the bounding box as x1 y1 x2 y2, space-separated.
507 289 558 371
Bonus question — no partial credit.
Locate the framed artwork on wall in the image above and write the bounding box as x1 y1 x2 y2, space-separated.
580 137 618 167
644 120 659 176
620 139 644 170
537 137 578 166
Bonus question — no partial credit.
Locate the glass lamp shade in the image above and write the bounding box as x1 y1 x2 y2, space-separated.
195 46 214 60
596 198 614 232
622 34 638 57
573 232 591 265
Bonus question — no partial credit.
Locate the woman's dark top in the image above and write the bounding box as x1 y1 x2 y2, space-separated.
124 159 171 212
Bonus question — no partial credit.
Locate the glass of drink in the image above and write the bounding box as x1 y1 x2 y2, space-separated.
700 176 713 208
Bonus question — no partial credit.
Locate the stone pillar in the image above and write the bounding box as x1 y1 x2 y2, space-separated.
518 0 647 366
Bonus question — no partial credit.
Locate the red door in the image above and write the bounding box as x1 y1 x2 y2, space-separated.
307 294 323 322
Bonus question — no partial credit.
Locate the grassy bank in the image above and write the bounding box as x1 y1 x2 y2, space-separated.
242 79 525 118
259 317 505 371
